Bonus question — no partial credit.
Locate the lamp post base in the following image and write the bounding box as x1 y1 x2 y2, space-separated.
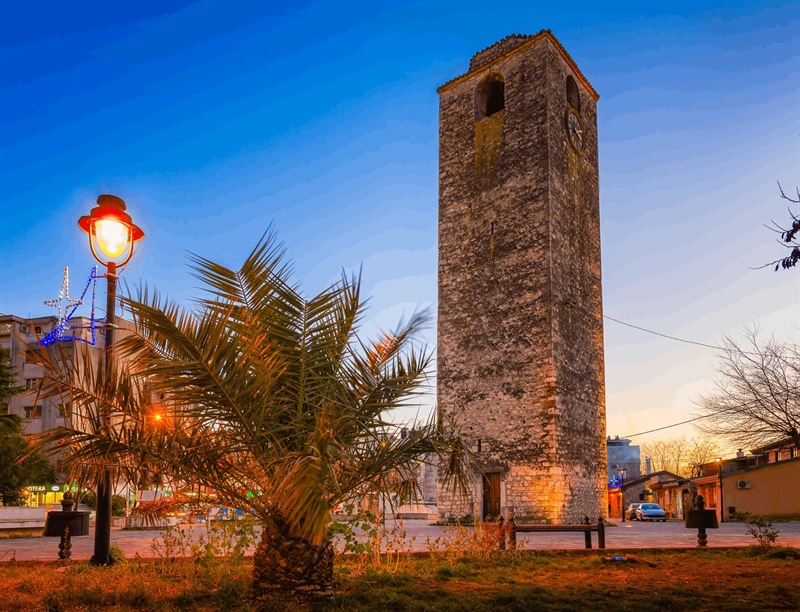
697 527 707 547
58 527 72 559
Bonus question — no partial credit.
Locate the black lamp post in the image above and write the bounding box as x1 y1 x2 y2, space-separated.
715 457 725 523
78 194 144 565
619 468 627 522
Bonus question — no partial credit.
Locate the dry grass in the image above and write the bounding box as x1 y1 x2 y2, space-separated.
1 554 252 611
1 547 798 611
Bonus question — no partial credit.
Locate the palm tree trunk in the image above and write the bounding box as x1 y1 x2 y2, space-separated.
251 517 334 602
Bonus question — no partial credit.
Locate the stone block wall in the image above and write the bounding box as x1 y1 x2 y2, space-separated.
436 32 607 523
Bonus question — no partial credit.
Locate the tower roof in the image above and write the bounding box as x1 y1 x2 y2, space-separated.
437 30 599 100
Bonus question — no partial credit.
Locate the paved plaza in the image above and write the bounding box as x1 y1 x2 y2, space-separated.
2 519 799 562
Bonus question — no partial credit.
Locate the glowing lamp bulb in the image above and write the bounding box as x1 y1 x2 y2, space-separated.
95 219 129 258
78 195 144 267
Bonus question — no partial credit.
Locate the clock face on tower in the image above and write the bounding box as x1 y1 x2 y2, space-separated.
565 108 585 153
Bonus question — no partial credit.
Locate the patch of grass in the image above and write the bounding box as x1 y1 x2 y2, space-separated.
117 583 153 608
2 548 800 611
363 567 413 587
435 562 472 581
765 546 800 560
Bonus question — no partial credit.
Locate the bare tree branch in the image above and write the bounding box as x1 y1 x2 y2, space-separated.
761 182 800 271
695 326 800 450
639 435 720 478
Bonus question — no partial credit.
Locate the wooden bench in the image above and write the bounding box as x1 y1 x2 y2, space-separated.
508 517 606 549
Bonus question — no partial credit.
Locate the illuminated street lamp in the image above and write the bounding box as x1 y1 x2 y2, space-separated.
619 468 627 522
78 194 144 565
715 457 725 523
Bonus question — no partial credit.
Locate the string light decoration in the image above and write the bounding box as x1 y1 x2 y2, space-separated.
40 266 99 346
43 266 83 322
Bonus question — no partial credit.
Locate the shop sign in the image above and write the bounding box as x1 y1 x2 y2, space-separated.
25 484 65 493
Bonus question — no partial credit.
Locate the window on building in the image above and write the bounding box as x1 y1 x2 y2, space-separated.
485 82 504 117
25 378 41 390
23 405 42 419
475 74 505 120
566 75 581 113
0 403 8 415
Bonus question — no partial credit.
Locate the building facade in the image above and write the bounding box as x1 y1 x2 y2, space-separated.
436 31 607 523
647 439 800 521
2 310 147 509
1 311 132 435
695 439 800 521
607 435 641 481
0 314 85 434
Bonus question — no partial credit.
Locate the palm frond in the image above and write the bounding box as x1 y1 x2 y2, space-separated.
30 231 468 544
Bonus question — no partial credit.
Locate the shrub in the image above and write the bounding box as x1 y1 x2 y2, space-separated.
75 491 126 516
190 516 258 561
109 542 127 564
78 490 96 509
735 510 779 551
111 494 127 517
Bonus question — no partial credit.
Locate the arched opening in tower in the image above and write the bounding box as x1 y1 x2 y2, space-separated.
566 75 581 113
475 74 505 120
485 81 505 116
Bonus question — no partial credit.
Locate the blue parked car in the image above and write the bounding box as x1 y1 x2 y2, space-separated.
636 503 668 521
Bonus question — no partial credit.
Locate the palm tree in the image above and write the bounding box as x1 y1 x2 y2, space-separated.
33 231 466 601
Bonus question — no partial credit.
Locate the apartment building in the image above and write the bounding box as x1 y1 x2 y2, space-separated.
0 312 116 435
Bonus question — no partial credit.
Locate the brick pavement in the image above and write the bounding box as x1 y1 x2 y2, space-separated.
2 519 799 562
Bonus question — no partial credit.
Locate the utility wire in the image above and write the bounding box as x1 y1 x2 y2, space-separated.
623 408 727 438
602 315 765 438
603 315 723 351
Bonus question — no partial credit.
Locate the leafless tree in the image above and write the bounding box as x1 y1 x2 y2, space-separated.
685 436 722 477
640 437 688 477
696 327 800 450
640 436 720 478
762 183 800 271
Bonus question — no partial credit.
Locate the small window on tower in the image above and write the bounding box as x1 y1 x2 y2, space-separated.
566 75 580 113
475 74 505 120
485 81 504 116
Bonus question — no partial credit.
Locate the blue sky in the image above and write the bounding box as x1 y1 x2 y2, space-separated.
1 0 798 447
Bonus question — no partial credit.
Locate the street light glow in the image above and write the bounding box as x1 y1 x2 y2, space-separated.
78 194 144 268
94 219 129 259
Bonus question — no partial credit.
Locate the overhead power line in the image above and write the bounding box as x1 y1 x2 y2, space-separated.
624 415 709 437
622 408 728 438
603 315 722 351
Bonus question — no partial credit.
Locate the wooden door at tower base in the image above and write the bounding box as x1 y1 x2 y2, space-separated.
482 473 501 519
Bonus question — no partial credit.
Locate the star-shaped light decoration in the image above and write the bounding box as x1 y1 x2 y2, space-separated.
44 266 83 324
40 266 99 346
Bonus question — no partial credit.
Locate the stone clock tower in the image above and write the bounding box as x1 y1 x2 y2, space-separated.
436 31 607 523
